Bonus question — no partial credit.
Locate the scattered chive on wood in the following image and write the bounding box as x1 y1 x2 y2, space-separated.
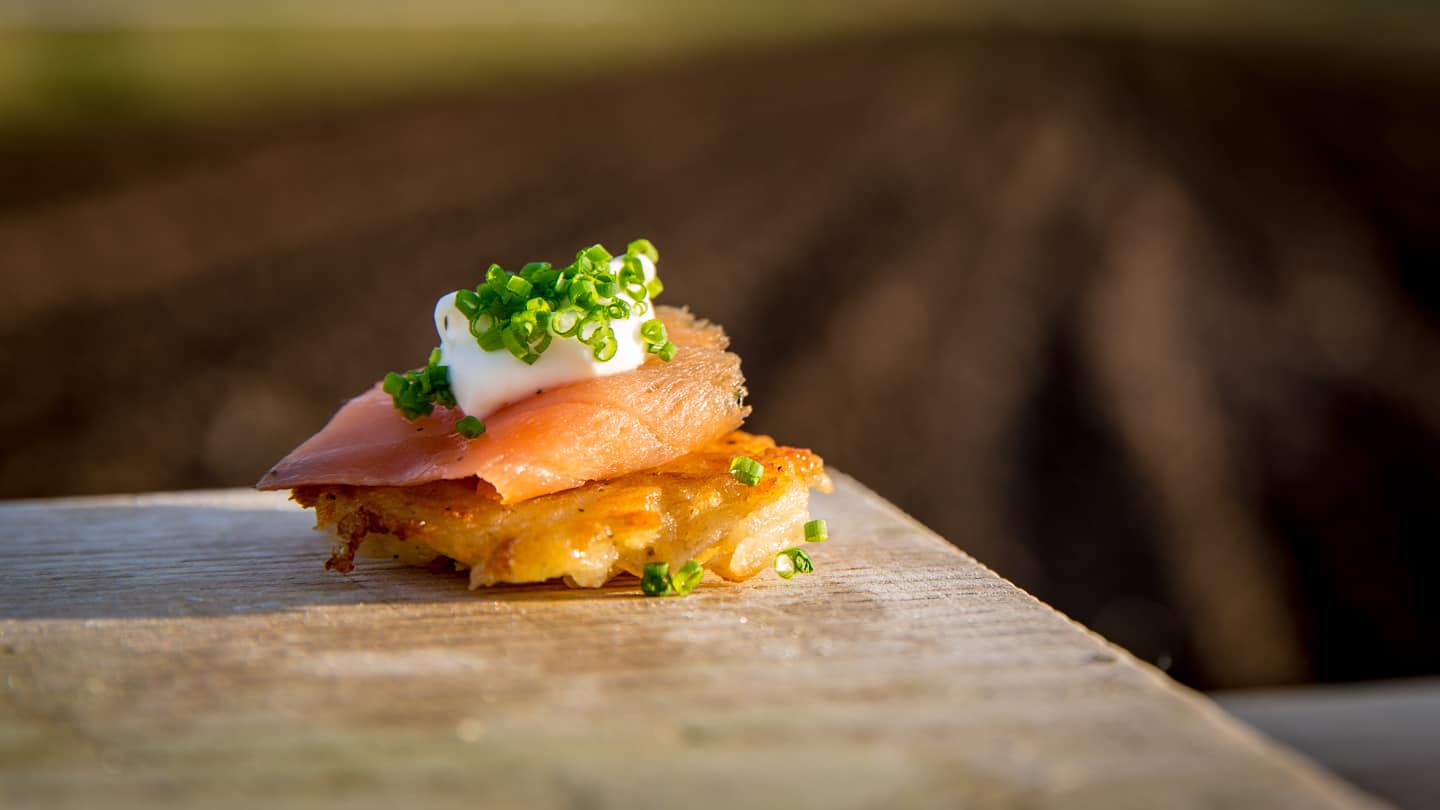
774 548 814 579
641 560 705 597
804 519 828 542
641 562 671 596
729 456 764 486
672 561 704 595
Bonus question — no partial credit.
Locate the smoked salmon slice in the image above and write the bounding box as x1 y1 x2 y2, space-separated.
257 307 750 504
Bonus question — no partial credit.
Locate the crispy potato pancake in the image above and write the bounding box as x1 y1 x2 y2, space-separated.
293 431 830 588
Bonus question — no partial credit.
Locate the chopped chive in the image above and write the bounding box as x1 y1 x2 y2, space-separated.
387 239 669 421
617 256 648 301
502 327 534 363
383 349 455 421
570 277 598 308
803 519 828 542
641 562 672 596
581 244 613 265
672 560 704 595
549 305 584 337
729 456 763 486
640 318 667 346
590 327 618 362
505 275 532 297
775 548 814 579
774 552 796 579
382 372 404 397
455 416 486 439
626 238 659 263
641 559 704 597
455 288 480 317
790 548 815 573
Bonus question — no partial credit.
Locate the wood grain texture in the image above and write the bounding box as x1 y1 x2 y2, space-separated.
0 476 1381 809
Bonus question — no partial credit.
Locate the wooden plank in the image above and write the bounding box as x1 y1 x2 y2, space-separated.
0 475 1381 809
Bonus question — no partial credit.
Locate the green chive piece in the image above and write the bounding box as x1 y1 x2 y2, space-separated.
640 318 667 346
455 288 480 317
775 548 814 579
803 519 828 542
791 548 815 574
656 341 678 362
505 275 532 297
641 562 672 597
626 238 659 263
549 305 584 337
570 276 598 308
672 560 704 595
581 244 613 265
455 416 486 439
383 349 455 421
640 559 704 597
502 327 533 362
729 456 763 486
590 327 618 362
774 552 797 579
645 277 664 299
617 257 648 302
382 372 404 397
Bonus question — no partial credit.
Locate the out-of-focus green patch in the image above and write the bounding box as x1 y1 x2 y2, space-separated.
0 4 1436 139
0 28 709 138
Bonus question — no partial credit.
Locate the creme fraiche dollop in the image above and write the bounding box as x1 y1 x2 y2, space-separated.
435 253 659 420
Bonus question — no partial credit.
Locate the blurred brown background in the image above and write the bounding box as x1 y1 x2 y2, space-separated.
2 6 1439 695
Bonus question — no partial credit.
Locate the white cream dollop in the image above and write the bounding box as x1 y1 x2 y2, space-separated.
435 254 658 420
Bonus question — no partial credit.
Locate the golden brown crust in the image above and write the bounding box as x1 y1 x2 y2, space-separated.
293 431 830 588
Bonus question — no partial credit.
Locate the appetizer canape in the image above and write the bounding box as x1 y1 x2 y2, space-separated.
259 240 830 594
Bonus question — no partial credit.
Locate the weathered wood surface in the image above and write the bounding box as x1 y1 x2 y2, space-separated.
0 475 1381 809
